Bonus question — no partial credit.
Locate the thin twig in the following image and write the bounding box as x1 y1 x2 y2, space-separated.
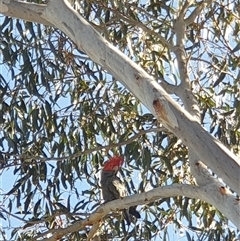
1 128 163 165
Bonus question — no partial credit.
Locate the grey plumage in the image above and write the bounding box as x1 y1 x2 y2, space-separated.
101 162 140 225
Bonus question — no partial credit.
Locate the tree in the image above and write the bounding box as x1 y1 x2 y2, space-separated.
0 0 239 240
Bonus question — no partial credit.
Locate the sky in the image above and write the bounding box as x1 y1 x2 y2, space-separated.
0 33 198 241
0 1 240 240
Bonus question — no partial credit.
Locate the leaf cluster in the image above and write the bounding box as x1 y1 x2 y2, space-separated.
0 0 239 240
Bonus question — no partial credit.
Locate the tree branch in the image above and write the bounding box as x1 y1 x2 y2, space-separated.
38 183 240 241
179 0 195 17
189 151 240 227
173 5 200 120
0 128 163 166
107 7 174 51
160 81 179 95
1 0 240 200
87 222 101 241
173 0 212 116
0 0 52 26
185 0 212 26
8 0 239 195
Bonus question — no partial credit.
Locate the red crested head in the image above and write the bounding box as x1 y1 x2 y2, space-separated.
102 156 124 172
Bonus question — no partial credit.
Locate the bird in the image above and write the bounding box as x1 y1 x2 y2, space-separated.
100 156 140 225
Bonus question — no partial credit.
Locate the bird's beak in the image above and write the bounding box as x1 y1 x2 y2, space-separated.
113 166 119 172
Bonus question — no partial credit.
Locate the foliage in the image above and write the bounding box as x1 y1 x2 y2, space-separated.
0 0 239 240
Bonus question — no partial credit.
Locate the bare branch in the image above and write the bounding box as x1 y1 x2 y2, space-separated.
173 6 200 120
179 0 195 17
1 0 240 217
189 151 240 227
0 128 163 165
39 183 240 241
107 7 174 51
0 206 27 223
0 0 52 26
39 0 240 195
191 57 235 78
160 81 179 95
185 0 213 26
87 222 101 241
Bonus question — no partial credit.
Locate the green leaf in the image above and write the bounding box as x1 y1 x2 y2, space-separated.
33 199 41 217
24 191 33 213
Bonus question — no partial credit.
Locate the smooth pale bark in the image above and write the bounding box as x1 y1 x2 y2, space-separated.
39 0 240 194
189 159 240 227
1 0 239 193
1 0 240 230
0 0 51 26
39 184 240 241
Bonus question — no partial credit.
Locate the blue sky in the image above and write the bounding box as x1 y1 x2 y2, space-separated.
0 1 239 239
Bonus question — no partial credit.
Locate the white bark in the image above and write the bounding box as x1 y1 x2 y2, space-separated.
38 183 240 241
0 0 51 26
1 0 240 234
189 155 240 227
38 0 240 193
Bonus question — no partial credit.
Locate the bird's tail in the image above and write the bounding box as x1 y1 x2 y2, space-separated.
129 206 141 219
123 206 140 225
122 209 131 225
